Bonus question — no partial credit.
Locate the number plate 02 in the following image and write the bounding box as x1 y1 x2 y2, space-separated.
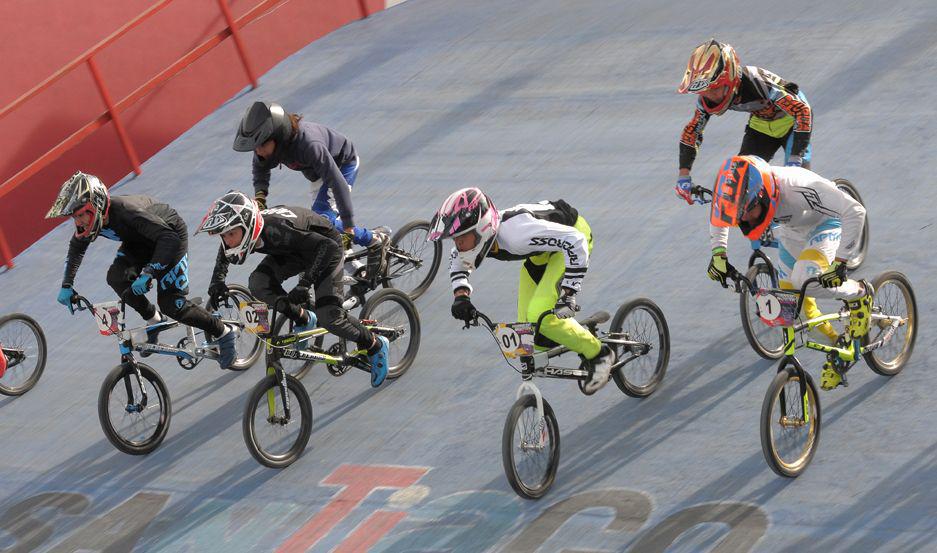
239 301 271 334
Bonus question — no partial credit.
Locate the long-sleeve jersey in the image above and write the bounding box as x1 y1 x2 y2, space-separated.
62 195 186 287
680 66 812 171
449 199 589 294
210 205 342 286
710 167 865 260
252 121 358 227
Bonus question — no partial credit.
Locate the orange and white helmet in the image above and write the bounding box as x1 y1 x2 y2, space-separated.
710 155 778 240
677 39 741 115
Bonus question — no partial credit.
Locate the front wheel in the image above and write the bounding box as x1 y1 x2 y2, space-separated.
863 271 917 376
834 179 869 271
98 363 171 455
383 220 442 300
243 371 313 468
361 288 421 379
609 298 669 397
0 313 47 396
216 284 264 371
739 263 785 359
760 363 820 478
502 394 560 499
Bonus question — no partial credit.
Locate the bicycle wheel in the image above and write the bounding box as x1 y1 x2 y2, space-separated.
609 298 669 397
243 372 313 468
502 394 560 500
863 271 916 376
216 284 263 371
834 179 869 271
739 263 785 359
383 220 442 300
0 313 47 396
97 363 171 455
361 288 421 379
760 363 820 478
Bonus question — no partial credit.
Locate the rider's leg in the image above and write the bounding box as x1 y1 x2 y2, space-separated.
153 254 224 339
106 249 158 321
248 256 308 325
777 229 837 343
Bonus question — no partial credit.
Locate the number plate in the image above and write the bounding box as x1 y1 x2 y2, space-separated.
755 289 798 327
240 301 271 334
495 322 535 359
92 301 124 336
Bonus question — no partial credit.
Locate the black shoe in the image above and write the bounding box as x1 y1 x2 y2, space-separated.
365 227 392 285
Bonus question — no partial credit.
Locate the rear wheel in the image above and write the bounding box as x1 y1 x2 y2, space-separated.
98 363 171 455
740 263 785 359
383 220 442 300
760 364 820 478
361 288 421 379
0 313 47 396
242 372 313 468
609 298 669 397
502 394 560 499
833 179 869 271
863 271 916 376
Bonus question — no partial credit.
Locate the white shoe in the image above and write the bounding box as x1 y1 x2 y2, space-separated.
583 346 614 394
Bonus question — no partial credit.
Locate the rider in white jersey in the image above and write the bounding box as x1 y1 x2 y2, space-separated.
705 156 873 390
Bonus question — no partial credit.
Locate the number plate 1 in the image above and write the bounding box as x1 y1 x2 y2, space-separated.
495 323 535 359
239 301 271 334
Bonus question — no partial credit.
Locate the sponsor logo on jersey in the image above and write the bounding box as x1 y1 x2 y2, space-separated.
529 237 579 263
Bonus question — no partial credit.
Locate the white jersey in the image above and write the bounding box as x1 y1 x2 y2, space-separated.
710 166 865 259
450 200 589 294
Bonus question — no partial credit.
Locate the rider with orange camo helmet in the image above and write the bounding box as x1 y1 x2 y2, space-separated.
675 39 813 205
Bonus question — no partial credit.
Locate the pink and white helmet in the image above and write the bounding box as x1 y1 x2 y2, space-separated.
428 187 500 270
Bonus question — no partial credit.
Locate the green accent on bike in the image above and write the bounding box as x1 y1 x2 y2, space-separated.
802 391 810 424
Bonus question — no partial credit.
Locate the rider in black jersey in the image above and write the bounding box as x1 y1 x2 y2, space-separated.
197 191 389 387
46 172 238 368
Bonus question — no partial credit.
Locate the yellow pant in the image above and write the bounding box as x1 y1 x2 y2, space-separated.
517 216 602 359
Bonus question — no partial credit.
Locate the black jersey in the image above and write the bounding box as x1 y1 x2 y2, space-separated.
62 195 186 287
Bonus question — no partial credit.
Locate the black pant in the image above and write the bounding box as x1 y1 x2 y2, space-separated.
106 238 224 339
248 251 373 349
738 125 811 169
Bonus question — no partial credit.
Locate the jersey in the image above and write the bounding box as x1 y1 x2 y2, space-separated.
710 166 865 260
449 199 589 294
61 195 186 287
680 66 813 171
251 121 358 227
210 205 343 286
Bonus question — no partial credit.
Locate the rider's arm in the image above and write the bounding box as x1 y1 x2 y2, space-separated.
61 236 91 287
449 247 473 295
299 142 355 229
209 244 230 284
125 210 184 272
709 224 730 253
497 214 589 293
773 93 812 158
294 229 343 287
806 177 865 261
679 103 711 173
252 155 273 199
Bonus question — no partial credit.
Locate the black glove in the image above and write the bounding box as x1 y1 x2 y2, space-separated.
451 294 477 322
254 192 267 210
554 289 579 319
707 250 737 289
207 281 229 308
288 285 311 307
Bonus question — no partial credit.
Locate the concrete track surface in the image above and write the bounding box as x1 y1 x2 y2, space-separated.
1 0 935 551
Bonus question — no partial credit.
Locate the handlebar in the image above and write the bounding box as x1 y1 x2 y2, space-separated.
462 307 564 333
690 185 713 205
727 271 820 317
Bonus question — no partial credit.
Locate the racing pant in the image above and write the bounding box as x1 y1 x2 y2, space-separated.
311 155 374 247
248 249 374 350
106 236 224 339
776 219 865 301
739 92 813 168
517 216 602 360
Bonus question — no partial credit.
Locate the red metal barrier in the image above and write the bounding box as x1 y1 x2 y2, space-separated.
0 0 288 269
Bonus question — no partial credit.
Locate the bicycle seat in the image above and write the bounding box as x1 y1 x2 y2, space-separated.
191 297 203 306
579 311 610 327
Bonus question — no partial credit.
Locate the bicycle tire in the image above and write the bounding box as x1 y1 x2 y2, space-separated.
833 179 869 271
0 313 47 396
501 394 560 499
97 362 171 455
759 363 820 478
863 271 917 376
223 284 264 371
609 298 669 397
739 263 786 360
383 220 442 300
361 288 421 379
242 373 313 468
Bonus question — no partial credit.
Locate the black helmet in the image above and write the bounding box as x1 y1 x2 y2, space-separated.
232 101 292 152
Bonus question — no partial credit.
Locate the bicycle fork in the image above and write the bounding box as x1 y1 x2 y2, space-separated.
778 358 811 428
265 363 292 425
516 381 548 451
121 357 149 414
